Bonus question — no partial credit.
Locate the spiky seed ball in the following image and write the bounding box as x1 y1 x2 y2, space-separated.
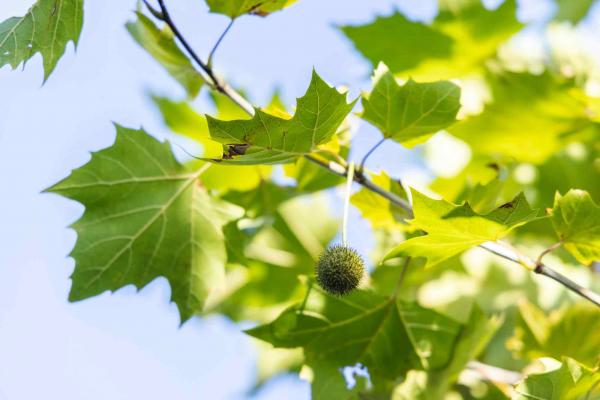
316 245 365 296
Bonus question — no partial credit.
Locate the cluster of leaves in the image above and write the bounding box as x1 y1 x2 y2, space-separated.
3 0 600 398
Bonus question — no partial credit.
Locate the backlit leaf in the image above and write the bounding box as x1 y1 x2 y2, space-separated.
551 189 600 265
361 63 461 147
206 71 356 164
385 190 539 267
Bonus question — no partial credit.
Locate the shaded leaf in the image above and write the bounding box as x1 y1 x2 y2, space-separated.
362 63 461 147
127 13 204 98
0 0 83 80
46 125 243 322
207 71 356 164
385 190 539 267
247 284 477 380
551 189 600 265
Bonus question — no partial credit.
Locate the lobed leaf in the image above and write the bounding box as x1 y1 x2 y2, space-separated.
46 125 243 322
206 71 356 164
247 284 493 380
361 63 461 147
385 190 539 267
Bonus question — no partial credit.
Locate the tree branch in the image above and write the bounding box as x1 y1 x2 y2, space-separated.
152 1 600 308
155 0 255 116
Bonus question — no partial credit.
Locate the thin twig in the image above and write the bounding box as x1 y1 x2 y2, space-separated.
156 0 255 115
207 19 235 67
158 1 600 308
536 241 563 266
359 137 386 171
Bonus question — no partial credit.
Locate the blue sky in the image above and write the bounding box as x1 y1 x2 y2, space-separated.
0 0 584 398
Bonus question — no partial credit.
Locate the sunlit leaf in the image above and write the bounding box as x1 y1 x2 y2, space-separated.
449 72 600 164
361 63 461 147
551 189 600 265
206 0 297 18
206 71 356 164
385 190 539 267
340 0 521 79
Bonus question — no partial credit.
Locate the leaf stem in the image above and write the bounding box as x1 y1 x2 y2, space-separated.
342 161 355 246
207 19 235 67
536 241 563 266
359 137 386 171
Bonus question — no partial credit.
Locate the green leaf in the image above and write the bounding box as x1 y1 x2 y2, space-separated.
385 190 539 267
513 357 600 400
247 284 476 380
509 300 600 367
551 189 600 265
361 63 461 147
207 71 356 164
206 0 297 18
554 0 596 24
340 0 521 79
351 171 409 229
0 0 83 80
304 358 367 400
211 195 338 321
449 72 599 164
46 125 243 323
127 13 204 98
393 306 501 399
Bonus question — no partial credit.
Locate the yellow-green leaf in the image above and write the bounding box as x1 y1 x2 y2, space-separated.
551 189 600 265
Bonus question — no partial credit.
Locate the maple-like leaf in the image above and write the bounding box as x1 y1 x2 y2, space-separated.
0 0 84 80
46 125 243 322
247 283 495 380
206 71 356 164
361 63 460 147
385 190 539 267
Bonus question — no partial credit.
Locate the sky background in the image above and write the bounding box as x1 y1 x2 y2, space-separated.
0 0 590 399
